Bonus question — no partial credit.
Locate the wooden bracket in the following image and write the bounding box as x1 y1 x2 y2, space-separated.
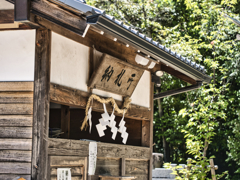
154 81 202 100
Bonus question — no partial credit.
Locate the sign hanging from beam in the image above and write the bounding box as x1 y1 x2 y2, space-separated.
88 54 144 97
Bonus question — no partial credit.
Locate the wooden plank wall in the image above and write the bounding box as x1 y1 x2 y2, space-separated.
0 82 34 180
49 138 150 180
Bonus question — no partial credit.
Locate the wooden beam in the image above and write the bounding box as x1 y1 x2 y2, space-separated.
48 138 151 160
88 47 94 85
161 64 197 85
31 0 87 35
31 28 51 180
61 105 70 138
0 10 14 24
50 83 151 121
154 82 202 100
0 82 33 91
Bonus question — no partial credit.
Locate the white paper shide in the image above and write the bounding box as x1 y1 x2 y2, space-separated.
95 103 129 144
88 142 97 175
57 168 71 180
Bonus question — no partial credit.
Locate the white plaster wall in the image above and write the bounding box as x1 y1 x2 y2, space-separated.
0 30 36 81
50 32 89 92
131 70 150 108
0 0 14 10
50 33 150 108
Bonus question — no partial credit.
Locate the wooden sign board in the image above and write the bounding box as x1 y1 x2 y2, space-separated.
88 54 144 97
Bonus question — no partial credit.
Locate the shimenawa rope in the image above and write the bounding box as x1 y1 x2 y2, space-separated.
80 94 131 130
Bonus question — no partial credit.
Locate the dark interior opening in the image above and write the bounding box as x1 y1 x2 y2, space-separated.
49 102 142 146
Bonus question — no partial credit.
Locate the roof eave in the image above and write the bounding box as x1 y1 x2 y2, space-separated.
87 14 211 84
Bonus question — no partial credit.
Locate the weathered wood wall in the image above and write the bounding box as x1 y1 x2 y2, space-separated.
0 81 34 180
48 138 150 180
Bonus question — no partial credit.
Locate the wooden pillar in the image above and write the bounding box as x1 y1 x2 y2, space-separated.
121 158 125 176
149 82 154 180
141 120 150 147
61 105 70 138
31 28 51 180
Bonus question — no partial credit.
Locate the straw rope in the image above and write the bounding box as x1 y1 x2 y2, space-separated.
80 94 131 131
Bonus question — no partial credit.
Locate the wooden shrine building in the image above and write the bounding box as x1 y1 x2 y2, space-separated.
0 0 211 180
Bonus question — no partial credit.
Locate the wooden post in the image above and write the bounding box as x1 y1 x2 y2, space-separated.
121 158 125 176
61 105 70 138
148 81 154 180
31 28 51 180
210 159 216 180
88 47 94 81
141 120 150 147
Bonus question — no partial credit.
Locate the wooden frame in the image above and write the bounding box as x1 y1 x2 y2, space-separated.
48 156 87 180
31 28 51 180
61 105 70 138
48 138 150 180
0 10 14 24
88 54 144 97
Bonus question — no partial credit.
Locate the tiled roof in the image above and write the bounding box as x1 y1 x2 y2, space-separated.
97 13 206 74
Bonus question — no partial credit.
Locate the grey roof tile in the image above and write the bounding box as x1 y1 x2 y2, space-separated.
102 12 207 74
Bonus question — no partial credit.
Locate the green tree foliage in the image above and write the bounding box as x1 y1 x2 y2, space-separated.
87 0 240 179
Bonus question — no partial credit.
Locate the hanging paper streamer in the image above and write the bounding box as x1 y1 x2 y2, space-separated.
108 105 118 140
111 121 118 140
81 94 131 131
88 107 92 133
96 104 109 137
109 104 116 128
96 123 107 137
82 94 131 144
118 111 128 144
100 103 110 126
